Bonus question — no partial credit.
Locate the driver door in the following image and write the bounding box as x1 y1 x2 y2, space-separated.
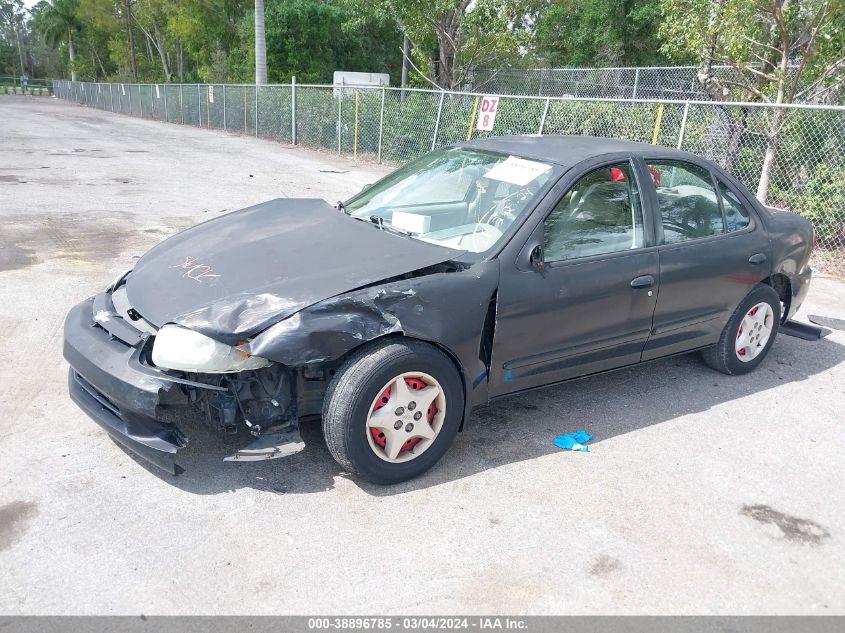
489 158 659 396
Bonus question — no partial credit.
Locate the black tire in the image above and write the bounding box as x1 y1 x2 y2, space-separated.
322 338 464 484
701 284 781 376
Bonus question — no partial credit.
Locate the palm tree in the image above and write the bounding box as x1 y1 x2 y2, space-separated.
33 0 81 81
255 0 267 84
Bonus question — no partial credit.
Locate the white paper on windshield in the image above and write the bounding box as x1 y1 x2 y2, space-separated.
484 156 551 186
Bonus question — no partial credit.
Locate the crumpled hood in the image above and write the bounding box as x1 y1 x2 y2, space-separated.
125 198 460 343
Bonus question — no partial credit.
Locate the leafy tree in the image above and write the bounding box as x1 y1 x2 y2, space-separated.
0 0 27 77
238 0 400 83
533 0 668 67
350 0 532 90
166 0 248 82
74 0 119 79
123 0 137 80
659 0 845 201
32 0 81 80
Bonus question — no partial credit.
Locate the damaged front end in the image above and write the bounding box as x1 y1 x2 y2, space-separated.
63 288 304 474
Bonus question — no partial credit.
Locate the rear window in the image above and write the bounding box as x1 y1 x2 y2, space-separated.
646 160 725 243
718 181 751 232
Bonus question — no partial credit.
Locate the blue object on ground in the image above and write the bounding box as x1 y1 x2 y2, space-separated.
553 430 593 452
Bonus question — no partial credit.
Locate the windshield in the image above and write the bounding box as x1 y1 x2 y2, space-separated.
344 148 555 253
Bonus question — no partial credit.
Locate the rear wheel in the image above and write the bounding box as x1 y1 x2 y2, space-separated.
702 284 781 375
322 339 464 484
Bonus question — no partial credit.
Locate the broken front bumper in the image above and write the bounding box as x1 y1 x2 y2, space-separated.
64 293 306 473
63 296 195 474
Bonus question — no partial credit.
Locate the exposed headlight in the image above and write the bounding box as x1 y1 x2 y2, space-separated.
152 325 271 373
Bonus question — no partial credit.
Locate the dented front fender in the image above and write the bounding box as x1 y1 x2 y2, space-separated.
250 260 500 414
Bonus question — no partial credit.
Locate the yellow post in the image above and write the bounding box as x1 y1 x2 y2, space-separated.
466 96 480 141
354 90 360 160
651 102 665 145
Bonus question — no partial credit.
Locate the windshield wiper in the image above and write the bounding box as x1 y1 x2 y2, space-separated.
369 216 413 238
348 212 413 238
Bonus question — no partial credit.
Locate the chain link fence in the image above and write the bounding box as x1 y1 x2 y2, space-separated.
466 65 816 101
1 75 53 95
53 79 845 272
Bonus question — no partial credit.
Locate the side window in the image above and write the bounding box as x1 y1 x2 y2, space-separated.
544 162 644 262
646 160 725 243
718 180 751 232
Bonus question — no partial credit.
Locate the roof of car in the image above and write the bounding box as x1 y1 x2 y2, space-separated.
460 135 699 168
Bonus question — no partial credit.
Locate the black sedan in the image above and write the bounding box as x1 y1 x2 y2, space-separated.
63 135 814 484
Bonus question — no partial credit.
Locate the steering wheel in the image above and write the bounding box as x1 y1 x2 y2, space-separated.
487 185 536 228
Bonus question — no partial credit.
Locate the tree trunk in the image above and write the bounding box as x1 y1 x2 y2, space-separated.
93 47 107 78
757 43 791 204
15 25 26 78
435 15 463 90
400 35 410 101
177 42 184 82
756 106 786 203
153 23 171 81
254 0 267 84
723 107 748 173
401 35 410 87
756 138 777 203
434 23 454 89
67 28 77 81
696 0 729 101
125 0 137 81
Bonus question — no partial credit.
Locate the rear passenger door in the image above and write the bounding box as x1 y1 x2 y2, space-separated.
640 158 771 360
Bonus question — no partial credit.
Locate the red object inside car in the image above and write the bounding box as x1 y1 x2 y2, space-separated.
648 165 661 187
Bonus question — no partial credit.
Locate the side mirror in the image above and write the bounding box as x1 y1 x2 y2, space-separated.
529 244 545 270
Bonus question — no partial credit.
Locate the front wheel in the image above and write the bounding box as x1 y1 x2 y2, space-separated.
702 284 781 375
322 339 464 484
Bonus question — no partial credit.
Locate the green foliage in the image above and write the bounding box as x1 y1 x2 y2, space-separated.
32 0 80 49
533 0 669 67
0 0 24 75
20 0 404 84
658 0 845 102
250 0 402 83
347 0 533 89
772 164 845 247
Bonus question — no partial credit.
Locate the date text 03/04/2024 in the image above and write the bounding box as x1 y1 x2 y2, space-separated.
306 617 528 630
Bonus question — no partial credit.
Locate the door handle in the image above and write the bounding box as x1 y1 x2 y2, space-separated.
630 275 655 288
748 253 767 265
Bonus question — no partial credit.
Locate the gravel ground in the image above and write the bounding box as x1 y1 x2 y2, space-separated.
1 97 844 615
